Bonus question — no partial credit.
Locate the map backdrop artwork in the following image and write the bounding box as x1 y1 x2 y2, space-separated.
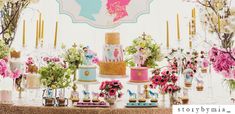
57 0 153 28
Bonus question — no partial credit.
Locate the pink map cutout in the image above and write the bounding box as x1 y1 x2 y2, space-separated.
106 0 131 22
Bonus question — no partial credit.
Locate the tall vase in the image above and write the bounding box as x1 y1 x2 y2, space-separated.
169 93 178 106
160 93 166 107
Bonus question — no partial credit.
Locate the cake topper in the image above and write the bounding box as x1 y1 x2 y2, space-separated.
127 89 137 100
149 90 158 102
83 46 98 65
133 47 147 67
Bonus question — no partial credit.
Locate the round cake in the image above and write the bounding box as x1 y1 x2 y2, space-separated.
78 66 97 82
99 32 126 77
130 67 149 83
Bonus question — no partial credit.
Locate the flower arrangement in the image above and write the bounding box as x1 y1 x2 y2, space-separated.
39 57 71 89
150 69 180 95
99 80 123 98
182 51 199 73
61 44 83 71
0 39 9 59
125 33 162 68
191 0 235 63
0 59 21 79
209 47 235 90
61 43 83 91
0 0 39 47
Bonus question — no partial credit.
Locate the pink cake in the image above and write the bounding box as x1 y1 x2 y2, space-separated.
130 67 149 83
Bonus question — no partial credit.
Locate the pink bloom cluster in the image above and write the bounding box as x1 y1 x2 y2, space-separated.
43 57 61 63
25 57 35 73
92 57 99 64
150 69 180 94
0 59 21 79
209 47 235 79
99 80 123 98
168 57 178 73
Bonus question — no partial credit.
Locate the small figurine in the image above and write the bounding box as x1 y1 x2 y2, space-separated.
56 90 68 106
143 85 150 99
231 98 235 104
83 46 97 65
42 88 55 106
70 91 79 103
133 47 147 67
181 88 189 104
83 90 91 102
183 69 194 87
149 90 158 102
138 92 146 102
92 92 100 102
127 89 137 102
196 74 204 91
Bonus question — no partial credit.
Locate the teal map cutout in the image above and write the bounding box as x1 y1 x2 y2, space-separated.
75 0 102 21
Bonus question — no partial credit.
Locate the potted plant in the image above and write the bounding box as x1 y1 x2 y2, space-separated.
39 57 71 106
99 80 123 105
125 33 162 68
61 43 83 102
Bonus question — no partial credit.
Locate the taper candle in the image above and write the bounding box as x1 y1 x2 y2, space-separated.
22 20 26 48
189 22 192 36
177 13 180 41
39 13 42 39
36 20 39 48
166 21 169 49
41 20 44 40
189 40 192 49
54 21 58 49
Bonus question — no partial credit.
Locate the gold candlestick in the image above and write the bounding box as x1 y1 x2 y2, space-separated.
166 21 169 49
54 21 58 49
22 20 26 48
177 13 180 41
41 20 44 47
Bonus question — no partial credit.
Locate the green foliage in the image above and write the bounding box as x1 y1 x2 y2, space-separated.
61 44 83 72
125 34 163 68
225 79 235 91
39 62 71 89
0 39 9 59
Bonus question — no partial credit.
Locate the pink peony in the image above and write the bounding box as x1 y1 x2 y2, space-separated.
0 59 8 78
202 58 209 67
171 74 178 83
109 88 117 96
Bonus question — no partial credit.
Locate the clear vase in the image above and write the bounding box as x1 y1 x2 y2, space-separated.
0 77 13 104
230 90 235 104
160 93 166 107
104 95 116 105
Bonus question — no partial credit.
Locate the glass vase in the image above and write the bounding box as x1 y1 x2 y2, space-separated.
0 77 13 104
104 95 116 105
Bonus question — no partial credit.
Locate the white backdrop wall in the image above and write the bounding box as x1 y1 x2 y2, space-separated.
13 0 210 55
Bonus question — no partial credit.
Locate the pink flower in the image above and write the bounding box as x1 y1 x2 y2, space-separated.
99 82 106 90
151 75 162 85
99 93 105 97
92 57 99 64
202 58 209 68
0 59 8 78
171 74 178 83
109 88 117 96
10 69 21 79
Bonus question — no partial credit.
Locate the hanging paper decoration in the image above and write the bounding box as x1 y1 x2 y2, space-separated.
57 0 153 29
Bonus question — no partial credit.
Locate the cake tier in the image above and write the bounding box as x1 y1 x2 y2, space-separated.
105 32 120 45
103 44 124 62
99 62 126 76
26 73 41 89
130 67 149 83
78 66 97 82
